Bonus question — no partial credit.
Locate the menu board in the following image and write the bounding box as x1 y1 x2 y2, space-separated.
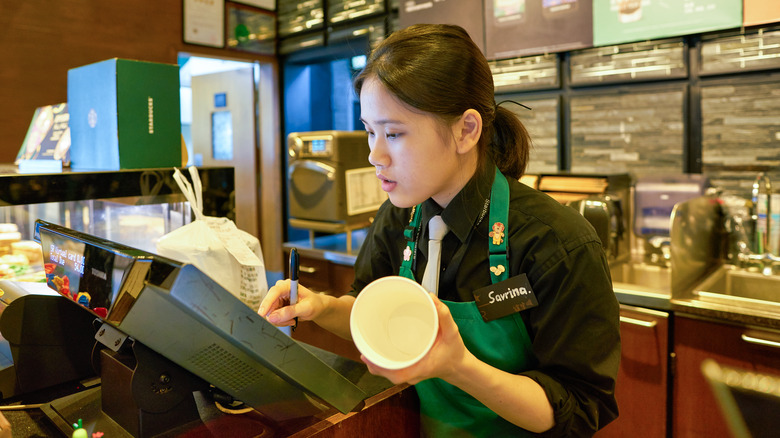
744 0 780 26
399 0 485 53
593 0 742 47
486 0 593 60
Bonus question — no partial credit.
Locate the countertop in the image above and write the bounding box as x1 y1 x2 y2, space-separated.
0 380 418 438
0 333 413 437
283 229 368 266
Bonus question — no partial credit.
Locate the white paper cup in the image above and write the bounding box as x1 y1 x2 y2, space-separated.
350 276 438 370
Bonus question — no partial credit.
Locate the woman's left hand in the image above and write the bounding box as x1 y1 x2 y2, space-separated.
0 411 11 438
361 295 470 385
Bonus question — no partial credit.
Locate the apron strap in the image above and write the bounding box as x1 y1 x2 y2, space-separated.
488 167 510 283
399 205 422 281
398 166 509 285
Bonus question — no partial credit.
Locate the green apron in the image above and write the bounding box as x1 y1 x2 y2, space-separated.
398 168 537 437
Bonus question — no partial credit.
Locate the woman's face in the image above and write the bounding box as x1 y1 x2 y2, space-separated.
360 77 475 209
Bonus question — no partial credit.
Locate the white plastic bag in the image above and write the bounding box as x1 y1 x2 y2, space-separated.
156 166 268 309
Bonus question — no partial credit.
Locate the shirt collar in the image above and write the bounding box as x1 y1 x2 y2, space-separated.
421 157 496 244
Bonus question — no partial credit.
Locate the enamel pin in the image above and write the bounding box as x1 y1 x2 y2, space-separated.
489 222 505 245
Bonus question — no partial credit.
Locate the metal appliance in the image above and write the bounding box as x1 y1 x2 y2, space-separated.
288 130 385 233
535 173 632 263
567 194 623 260
634 174 710 266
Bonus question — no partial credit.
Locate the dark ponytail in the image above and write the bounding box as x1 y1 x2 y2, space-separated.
355 24 531 180
491 105 530 179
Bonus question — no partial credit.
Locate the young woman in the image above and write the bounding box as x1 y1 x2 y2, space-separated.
259 24 620 437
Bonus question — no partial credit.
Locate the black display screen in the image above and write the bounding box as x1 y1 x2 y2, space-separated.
38 221 143 319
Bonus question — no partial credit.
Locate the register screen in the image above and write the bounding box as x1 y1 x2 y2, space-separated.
39 222 135 318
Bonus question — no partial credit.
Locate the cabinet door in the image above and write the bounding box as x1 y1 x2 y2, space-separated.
673 314 780 437
597 305 670 437
296 256 332 292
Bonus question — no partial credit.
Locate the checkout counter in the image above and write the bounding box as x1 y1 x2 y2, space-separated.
0 166 419 437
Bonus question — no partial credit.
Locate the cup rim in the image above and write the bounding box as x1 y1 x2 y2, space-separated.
350 275 438 370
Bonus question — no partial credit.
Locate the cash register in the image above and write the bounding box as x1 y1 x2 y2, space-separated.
0 220 391 437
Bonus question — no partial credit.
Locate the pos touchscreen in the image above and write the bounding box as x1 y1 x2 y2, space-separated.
35 220 377 421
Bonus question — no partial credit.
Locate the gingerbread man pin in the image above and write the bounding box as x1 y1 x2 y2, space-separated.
489 222 505 245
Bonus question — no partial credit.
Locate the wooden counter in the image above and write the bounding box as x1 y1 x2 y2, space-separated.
287 383 419 437
2 383 420 437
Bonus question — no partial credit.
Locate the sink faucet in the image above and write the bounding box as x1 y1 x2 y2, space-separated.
742 172 780 275
752 172 772 254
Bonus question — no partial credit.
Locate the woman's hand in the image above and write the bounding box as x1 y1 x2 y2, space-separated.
0 411 11 438
257 279 325 327
361 295 471 385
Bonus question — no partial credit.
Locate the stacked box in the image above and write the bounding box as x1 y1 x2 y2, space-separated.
68 58 181 170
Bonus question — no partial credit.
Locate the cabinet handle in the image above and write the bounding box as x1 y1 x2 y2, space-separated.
300 265 318 274
619 316 657 328
741 334 780 349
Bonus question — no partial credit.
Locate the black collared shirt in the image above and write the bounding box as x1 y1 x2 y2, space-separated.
350 159 621 437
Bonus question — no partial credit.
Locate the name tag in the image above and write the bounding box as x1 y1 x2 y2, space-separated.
473 273 538 322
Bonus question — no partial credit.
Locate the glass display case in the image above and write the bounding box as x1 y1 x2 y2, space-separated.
0 165 234 281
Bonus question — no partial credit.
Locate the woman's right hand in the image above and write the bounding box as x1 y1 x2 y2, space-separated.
0 411 11 438
257 279 325 327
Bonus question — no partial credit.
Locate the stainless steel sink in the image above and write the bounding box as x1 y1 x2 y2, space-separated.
611 262 671 294
610 262 672 309
693 264 780 313
609 195 725 310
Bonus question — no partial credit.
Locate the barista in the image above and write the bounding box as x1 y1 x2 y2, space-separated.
259 24 620 437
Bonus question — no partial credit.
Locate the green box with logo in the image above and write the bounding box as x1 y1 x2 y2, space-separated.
68 58 181 170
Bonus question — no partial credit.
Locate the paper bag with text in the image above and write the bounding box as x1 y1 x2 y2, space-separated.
156 166 268 309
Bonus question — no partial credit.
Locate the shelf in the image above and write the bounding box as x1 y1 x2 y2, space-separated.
0 165 234 217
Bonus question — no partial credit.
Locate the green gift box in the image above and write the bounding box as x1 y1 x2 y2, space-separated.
68 58 181 170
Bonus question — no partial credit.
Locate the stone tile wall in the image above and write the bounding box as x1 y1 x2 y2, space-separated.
702 80 780 197
507 97 560 174
570 89 685 177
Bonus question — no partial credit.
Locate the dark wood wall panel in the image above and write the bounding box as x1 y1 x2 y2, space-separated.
0 0 274 163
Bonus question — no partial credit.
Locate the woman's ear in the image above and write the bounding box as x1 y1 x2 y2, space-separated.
454 109 482 155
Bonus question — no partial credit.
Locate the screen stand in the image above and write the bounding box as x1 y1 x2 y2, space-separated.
42 340 209 437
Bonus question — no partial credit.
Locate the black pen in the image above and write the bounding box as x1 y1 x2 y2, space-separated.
289 248 299 332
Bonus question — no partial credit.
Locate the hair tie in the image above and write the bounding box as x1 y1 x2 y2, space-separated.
496 100 532 111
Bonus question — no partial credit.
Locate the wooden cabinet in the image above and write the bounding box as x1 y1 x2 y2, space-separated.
672 314 780 437
295 255 355 296
290 384 420 437
597 305 670 438
286 251 362 362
